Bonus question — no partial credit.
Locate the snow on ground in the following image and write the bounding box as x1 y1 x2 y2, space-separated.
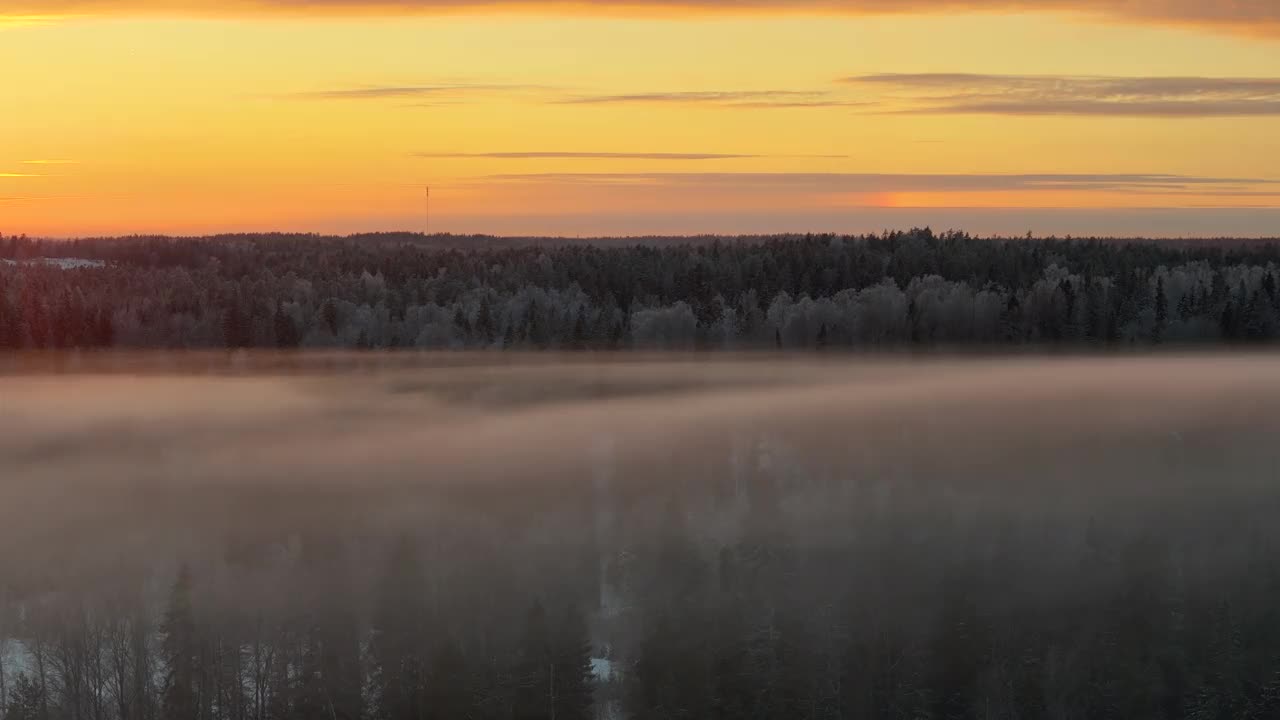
591 657 617 683
0 636 33 678
1 258 106 269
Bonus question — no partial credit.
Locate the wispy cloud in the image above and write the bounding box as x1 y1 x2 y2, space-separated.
418 151 758 160
844 74 1280 117
20 159 78 165
483 172 1280 195
306 86 871 110
1 1 1278 37
288 83 545 101
0 13 67 30
554 90 862 108
0 173 40 178
415 151 847 160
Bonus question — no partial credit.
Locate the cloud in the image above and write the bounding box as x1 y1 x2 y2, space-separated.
419 151 759 160
0 14 63 28
20 159 79 165
296 77 1280 115
483 172 1279 195
0 173 40 178
288 83 544 101
554 90 865 108
414 151 846 160
2 1 1280 37
844 74 1280 117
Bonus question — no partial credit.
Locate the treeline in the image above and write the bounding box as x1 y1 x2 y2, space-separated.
3 230 1280 350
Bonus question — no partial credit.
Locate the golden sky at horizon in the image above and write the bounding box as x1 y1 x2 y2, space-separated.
2 2 1279 237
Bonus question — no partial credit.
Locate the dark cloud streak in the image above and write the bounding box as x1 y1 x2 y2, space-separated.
554 90 867 108
417 151 760 160
4 0 1280 37
415 151 847 160
289 83 543 100
482 171 1280 195
844 74 1280 117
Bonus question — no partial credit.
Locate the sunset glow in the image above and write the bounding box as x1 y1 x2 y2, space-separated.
3 2 1278 236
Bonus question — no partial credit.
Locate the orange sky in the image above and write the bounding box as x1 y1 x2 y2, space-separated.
2 2 1278 237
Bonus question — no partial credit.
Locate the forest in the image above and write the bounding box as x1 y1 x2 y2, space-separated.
4 356 1280 720
3 230 1280 351
6 229 1280 720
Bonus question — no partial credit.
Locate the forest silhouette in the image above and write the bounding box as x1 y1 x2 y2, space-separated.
4 230 1280 353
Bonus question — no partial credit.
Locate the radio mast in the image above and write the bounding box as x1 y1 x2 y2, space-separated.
424 185 431 236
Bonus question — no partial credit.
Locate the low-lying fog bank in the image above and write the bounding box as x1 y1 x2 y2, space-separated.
1 353 1279 719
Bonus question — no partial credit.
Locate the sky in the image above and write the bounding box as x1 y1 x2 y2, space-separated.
2 1 1279 238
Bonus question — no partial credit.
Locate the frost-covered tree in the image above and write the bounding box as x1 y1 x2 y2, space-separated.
3 231 1280 351
2 674 44 720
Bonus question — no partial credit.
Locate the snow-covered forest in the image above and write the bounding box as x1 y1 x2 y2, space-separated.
4 230 1280 351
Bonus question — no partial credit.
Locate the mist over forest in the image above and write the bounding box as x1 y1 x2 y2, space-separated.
8 0 1280 709
5 230 1280 352
6 231 1280 719
4 354 1280 720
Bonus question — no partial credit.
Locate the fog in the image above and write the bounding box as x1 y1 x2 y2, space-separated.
4 353 1280 719
4 354 1276 527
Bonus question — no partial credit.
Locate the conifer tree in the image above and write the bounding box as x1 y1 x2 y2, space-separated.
370 539 426 720
424 638 469 720
160 565 199 720
273 305 300 348
514 601 552 720
3 673 45 720
1153 276 1168 344
552 605 594 720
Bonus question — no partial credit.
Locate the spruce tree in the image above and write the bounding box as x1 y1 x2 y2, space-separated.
452 306 469 344
223 302 250 349
161 565 199 720
571 311 589 350
370 538 426 720
3 673 45 720
1153 276 1168 344
424 638 469 720
514 601 551 720
93 307 113 347
929 578 988 720
552 604 594 720
476 297 495 345
0 289 15 350
273 305 300 348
